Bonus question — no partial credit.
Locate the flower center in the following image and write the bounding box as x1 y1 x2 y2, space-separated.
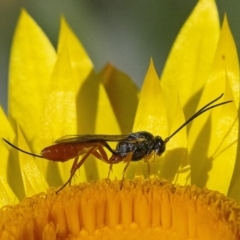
0 179 239 240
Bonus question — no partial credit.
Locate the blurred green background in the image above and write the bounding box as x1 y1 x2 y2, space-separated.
0 1 239 112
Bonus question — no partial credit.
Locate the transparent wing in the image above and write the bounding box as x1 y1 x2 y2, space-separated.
55 134 131 143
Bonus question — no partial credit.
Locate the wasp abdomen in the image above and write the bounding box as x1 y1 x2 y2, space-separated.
41 143 85 162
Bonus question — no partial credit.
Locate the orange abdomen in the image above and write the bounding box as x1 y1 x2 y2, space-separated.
41 143 86 162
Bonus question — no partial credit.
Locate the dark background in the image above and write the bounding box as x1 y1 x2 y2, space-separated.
0 1 239 112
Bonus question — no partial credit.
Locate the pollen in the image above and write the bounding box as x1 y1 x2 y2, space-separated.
0 179 239 240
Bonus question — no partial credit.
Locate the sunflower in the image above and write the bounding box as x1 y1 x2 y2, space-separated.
0 0 239 239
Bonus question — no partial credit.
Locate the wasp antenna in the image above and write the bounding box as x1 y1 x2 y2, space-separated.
164 93 232 143
2 138 43 158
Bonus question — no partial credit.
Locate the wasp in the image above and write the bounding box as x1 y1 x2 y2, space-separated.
3 94 232 192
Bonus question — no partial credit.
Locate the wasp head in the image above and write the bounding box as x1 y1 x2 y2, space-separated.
153 136 166 156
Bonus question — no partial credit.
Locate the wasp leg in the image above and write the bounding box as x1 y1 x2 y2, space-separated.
91 145 114 180
106 153 125 179
56 155 80 194
107 162 116 179
151 154 159 180
92 144 109 162
143 153 154 177
120 152 133 189
91 145 114 179
107 164 112 178
56 145 99 193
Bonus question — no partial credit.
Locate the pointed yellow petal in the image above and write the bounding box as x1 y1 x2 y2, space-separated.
9 9 56 142
100 64 139 133
39 18 94 144
17 126 48 196
209 16 239 107
29 17 94 185
134 59 168 136
132 60 168 177
161 0 220 120
58 17 93 81
188 16 239 194
39 47 78 142
38 47 79 183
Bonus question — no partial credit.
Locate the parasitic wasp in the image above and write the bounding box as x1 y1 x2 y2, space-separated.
3 93 232 192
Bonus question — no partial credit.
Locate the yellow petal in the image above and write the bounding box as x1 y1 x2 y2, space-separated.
95 83 120 135
57 17 93 83
0 107 21 203
207 82 237 193
188 16 239 195
9 9 56 143
132 60 168 177
214 16 240 198
229 163 240 202
38 47 79 184
209 16 239 107
53 75 122 183
134 59 168 135
17 126 48 196
57 71 102 183
76 71 99 134
0 176 18 207
161 0 220 121
94 82 122 180
39 18 93 144
39 46 78 142
100 64 139 133
0 106 15 180
34 17 94 186
160 98 190 185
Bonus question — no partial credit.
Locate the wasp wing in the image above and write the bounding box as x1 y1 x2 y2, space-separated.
55 131 152 144
55 134 131 143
